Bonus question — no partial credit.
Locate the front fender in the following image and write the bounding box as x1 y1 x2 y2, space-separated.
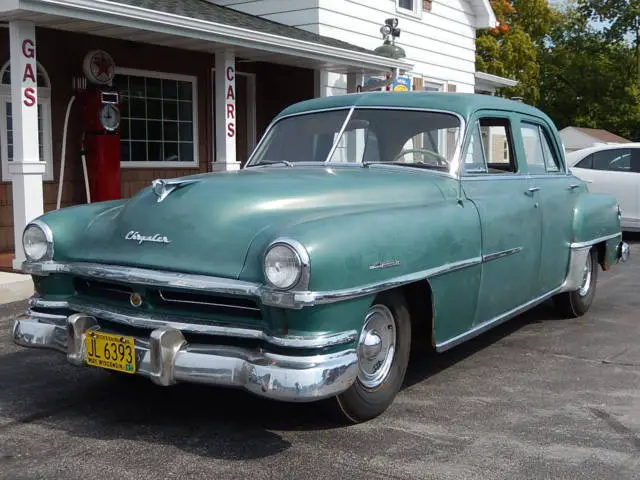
264 200 482 293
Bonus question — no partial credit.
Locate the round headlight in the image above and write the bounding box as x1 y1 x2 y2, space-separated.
264 243 303 290
23 222 53 262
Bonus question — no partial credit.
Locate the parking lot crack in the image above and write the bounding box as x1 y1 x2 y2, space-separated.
588 407 640 452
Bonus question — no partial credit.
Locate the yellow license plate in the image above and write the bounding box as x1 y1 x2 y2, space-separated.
84 330 136 374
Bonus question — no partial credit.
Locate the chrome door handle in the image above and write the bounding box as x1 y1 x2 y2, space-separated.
526 187 540 195
568 184 581 190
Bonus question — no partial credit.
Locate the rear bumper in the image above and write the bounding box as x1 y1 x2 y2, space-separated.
12 312 358 403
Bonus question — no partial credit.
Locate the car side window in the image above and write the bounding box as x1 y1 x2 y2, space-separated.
520 123 547 174
463 117 517 174
576 154 593 169
593 149 632 172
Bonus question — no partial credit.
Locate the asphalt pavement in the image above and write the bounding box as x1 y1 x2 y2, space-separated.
0 239 639 480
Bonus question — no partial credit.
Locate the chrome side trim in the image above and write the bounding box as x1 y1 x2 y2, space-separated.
482 247 522 263
267 256 483 308
436 286 563 352
64 298 358 349
13 316 359 402
157 290 261 312
570 232 622 249
23 256 483 310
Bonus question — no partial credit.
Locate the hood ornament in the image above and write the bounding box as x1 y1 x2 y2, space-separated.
151 178 200 203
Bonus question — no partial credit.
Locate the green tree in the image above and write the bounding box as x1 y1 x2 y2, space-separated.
539 5 640 140
578 0 640 78
476 0 555 104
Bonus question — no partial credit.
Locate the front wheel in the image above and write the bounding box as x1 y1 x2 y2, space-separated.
553 247 598 317
328 291 411 424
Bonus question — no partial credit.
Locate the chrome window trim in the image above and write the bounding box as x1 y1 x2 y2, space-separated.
324 106 355 163
570 232 621 249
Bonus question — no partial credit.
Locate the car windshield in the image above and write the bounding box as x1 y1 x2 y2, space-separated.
248 108 462 169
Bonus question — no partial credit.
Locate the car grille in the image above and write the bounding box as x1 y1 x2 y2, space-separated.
72 277 262 319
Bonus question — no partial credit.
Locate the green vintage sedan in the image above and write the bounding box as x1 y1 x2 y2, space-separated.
13 93 630 423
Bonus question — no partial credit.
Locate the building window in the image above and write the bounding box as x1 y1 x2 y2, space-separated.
0 61 53 181
396 0 421 17
114 68 198 168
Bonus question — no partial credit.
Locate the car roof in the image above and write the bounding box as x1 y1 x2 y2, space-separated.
276 92 555 125
566 143 640 167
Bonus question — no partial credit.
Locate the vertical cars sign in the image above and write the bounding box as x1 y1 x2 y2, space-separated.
215 50 237 169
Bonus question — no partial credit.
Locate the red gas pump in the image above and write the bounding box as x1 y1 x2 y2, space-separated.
78 50 121 202
78 87 121 201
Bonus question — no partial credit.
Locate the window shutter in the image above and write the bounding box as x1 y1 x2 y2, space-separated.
413 77 423 91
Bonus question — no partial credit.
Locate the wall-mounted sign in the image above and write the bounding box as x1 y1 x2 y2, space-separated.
83 50 116 85
392 76 411 92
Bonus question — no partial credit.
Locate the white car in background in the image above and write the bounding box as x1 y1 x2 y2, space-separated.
567 144 640 232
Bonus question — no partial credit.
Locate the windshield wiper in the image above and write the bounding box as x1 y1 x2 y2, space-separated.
362 161 448 170
253 160 295 167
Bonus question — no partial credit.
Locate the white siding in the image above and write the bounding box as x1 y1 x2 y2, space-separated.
209 0 480 93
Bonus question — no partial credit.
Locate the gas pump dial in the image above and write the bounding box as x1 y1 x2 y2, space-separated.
99 103 120 131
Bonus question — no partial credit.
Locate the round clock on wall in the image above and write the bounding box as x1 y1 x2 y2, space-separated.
82 50 116 85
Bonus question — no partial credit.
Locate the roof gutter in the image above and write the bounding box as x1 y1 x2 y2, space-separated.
18 0 413 73
470 0 498 29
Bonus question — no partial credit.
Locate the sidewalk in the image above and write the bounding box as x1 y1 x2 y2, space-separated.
0 271 33 305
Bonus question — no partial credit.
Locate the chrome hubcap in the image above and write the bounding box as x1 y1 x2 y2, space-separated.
357 305 396 389
578 253 592 297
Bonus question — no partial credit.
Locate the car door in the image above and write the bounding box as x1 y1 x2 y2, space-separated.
571 148 639 230
461 113 543 325
517 118 578 295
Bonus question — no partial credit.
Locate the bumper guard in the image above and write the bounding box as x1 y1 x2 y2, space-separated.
12 312 358 402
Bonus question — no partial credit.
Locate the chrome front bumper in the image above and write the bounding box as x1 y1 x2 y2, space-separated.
12 312 359 402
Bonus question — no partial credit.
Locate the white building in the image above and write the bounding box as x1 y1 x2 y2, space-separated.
216 0 499 95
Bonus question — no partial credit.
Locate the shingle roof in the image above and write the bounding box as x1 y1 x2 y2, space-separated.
571 127 632 144
111 0 378 55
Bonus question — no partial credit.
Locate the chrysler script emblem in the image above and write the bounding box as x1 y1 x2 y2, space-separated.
125 231 171 245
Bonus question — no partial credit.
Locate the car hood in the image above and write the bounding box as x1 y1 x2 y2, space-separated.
64 166 453 279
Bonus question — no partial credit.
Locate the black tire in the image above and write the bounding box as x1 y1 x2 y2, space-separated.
554 247 598 318
328 290 411 424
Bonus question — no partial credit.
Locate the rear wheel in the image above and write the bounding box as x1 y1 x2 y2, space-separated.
554 247 598 317
329 290 411 424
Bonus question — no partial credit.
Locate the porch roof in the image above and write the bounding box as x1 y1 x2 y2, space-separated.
0 0 413 74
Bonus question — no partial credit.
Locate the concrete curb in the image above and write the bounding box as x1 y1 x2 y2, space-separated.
0 272 34 305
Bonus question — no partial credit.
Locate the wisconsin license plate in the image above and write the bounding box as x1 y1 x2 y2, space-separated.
84 330 136 374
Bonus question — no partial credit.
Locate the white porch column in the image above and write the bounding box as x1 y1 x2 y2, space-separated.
212 50 240 172
346 72 363 94
9 21 44 270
